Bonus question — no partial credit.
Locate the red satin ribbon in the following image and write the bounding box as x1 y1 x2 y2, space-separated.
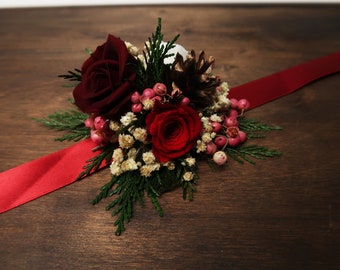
0 139 105 213
0 52 339 214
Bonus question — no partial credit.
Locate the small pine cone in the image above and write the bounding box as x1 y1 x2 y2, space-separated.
170 50 220 109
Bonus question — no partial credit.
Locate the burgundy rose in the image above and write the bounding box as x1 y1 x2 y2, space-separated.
145 102 202 162
73 34 137 119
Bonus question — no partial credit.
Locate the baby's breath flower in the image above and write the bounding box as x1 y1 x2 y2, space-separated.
163 161 176 170
109 121 120 132
210 114 222 123
127 148 137 159
133 127 148 142
140 163 160 177
202 132 213 143
220 81 229 93
217 94 231 107
200 116 210 125
185 157 196 167
118 134 134 149
120 112 137 126
121 158 138 172
183 171 194 181
196 140 207 153
137 54 147 69
142 99 154 110
124 41 139 56
110 162 123 176
203 122 213 132
142 151 156 165
112 148 124 163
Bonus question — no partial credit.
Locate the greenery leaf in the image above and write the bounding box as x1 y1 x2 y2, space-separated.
58 68 82 82
134 18 180 91
238 116 282 138
226 144 282 164
76 143 115 180
34 110 89 142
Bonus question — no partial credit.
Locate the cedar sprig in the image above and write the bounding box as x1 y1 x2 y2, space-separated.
226 144 282 164
238 117 282 138
34 110 89 142
76 143 115 180
182 181 197 201
58 68 82 82
135 18 180 90
92 171 151 236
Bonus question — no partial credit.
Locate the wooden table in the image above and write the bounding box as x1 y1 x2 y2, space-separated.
0 5 339 270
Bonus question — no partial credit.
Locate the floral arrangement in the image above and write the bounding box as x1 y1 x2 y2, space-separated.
37 19 281 235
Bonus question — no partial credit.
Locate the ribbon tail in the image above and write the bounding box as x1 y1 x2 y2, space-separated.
228 52 340 109
0 139 104 214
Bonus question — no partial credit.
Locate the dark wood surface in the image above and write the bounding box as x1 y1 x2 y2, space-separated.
0 5 339 270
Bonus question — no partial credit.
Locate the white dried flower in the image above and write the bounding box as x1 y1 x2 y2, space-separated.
196 140 207 153
183 171 194 181
142 99 154 110
200 116 210 125
124 41 139 56
220 81 229 93
185 157 196 167
140 163 160 177
202 132 213 143
121 158 138 172
137 54 147 69
109 121 120 132
118 134 134 149
203 122 213 132
112 148 124 163
210 114 222 123
127 148 137 159
142 151 156 165
163 162 175 170
110 162 122 176
133 127 148 142
217 94 231 107
120 112 137 126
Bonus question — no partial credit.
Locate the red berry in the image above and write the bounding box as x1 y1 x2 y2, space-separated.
84 117 94 129
228 109 239 117
227 136 240 147
131 91 141 103
205 142 217 155
238 131 247 143
211 122 222 133
94 116 106 131
230 98 239 109
238 99 250 110
214 136 228 148
225 116 239 127
153 83 167 96
181 97 190 105
131 103 143 113
213 151 228 165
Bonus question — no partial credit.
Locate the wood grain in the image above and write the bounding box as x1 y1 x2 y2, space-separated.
0 5 339 270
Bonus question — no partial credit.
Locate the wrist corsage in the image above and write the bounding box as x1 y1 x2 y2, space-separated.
36 18 281 235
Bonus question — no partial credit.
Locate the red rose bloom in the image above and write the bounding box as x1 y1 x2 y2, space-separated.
146 102 202 162
73 34 137 119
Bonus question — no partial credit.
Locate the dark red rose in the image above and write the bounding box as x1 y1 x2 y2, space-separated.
145 102 202 162
73 34 137 119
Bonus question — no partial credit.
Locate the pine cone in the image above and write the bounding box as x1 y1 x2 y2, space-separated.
170 50 220 109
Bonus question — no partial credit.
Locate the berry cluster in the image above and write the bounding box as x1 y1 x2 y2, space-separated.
84 115 113 145
200 98 250 166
